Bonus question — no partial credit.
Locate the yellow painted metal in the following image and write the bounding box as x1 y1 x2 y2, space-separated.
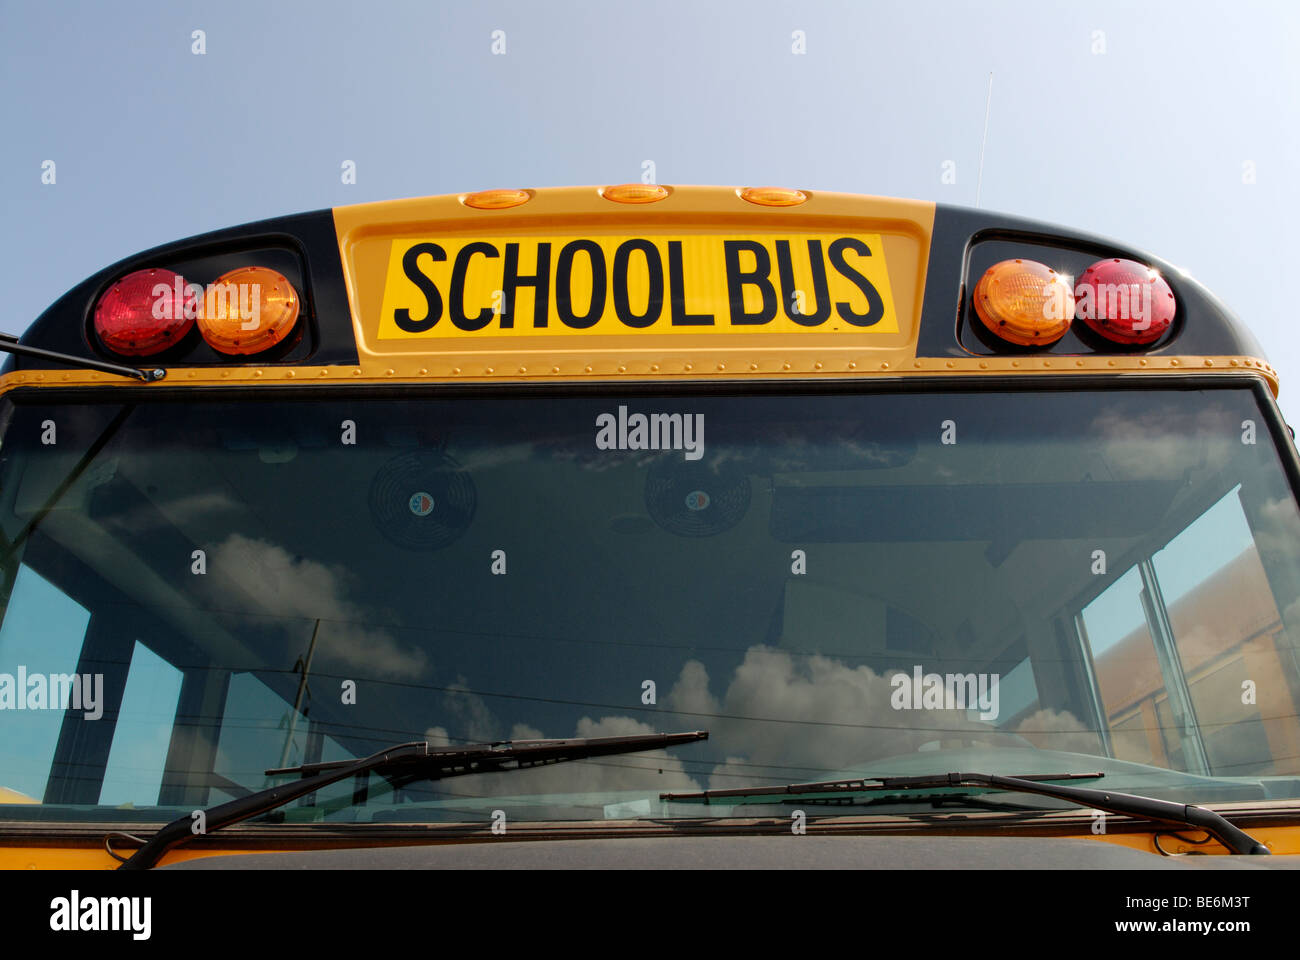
332 184 935 377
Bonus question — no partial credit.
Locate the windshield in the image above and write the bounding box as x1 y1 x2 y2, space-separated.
3 382 1300 826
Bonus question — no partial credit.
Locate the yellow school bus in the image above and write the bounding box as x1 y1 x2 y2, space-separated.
3 184 1300 870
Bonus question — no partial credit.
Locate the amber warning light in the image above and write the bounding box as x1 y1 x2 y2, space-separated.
973 259 1074 346
198 266 300 355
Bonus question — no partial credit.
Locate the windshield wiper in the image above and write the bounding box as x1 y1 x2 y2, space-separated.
662 772 1101 806
662 771 1270 855
0 332 165 381
117 730 707 870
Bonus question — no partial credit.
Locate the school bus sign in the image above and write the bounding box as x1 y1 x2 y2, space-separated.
376 233 900 339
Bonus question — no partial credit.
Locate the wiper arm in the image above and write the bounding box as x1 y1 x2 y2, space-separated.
117 730 707 870
0 332 165 381
662 770 1270 855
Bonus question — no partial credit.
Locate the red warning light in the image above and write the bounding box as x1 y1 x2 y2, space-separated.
93 268 195 356
1076 258 1175 345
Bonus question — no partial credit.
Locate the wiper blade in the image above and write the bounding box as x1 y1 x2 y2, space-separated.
117 730 707 870
663 771 1270 855
662 772 1102 805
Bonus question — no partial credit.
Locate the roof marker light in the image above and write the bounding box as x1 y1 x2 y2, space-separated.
972 259 1074 346
601 183 670 204
463 189 531 209
739 186 808 206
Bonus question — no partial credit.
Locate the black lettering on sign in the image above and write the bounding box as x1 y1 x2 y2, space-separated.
501 242 551 329
555 240 606 329
776 239 831 326
724 240 777 325
613 239 664 328
394 242 446 333
829 238 885 326
668 241 713 326
450 242 500 331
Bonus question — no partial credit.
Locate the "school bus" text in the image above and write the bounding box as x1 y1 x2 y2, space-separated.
376 233 900 338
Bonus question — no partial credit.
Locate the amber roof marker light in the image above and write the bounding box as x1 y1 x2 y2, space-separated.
463 189 531 210
601 183 670 204
739 186 808 207
973 259 1075 347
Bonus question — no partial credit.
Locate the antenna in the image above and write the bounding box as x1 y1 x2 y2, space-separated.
975 72 993 209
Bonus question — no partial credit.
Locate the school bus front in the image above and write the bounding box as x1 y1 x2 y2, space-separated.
2 185 1300 870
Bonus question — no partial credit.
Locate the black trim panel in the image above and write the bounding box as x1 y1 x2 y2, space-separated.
917 205 1264 360
10 209 358 373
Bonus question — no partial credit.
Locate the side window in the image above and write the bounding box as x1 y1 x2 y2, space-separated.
1081 567 1163 766
98 641 184 807
215 672 299 791
988 656 1038 727
1082 489 1300 777
0 565 91 802
213 672 352 810
1151 490 1293 776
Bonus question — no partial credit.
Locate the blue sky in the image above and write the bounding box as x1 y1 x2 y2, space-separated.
2 0 1298 419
